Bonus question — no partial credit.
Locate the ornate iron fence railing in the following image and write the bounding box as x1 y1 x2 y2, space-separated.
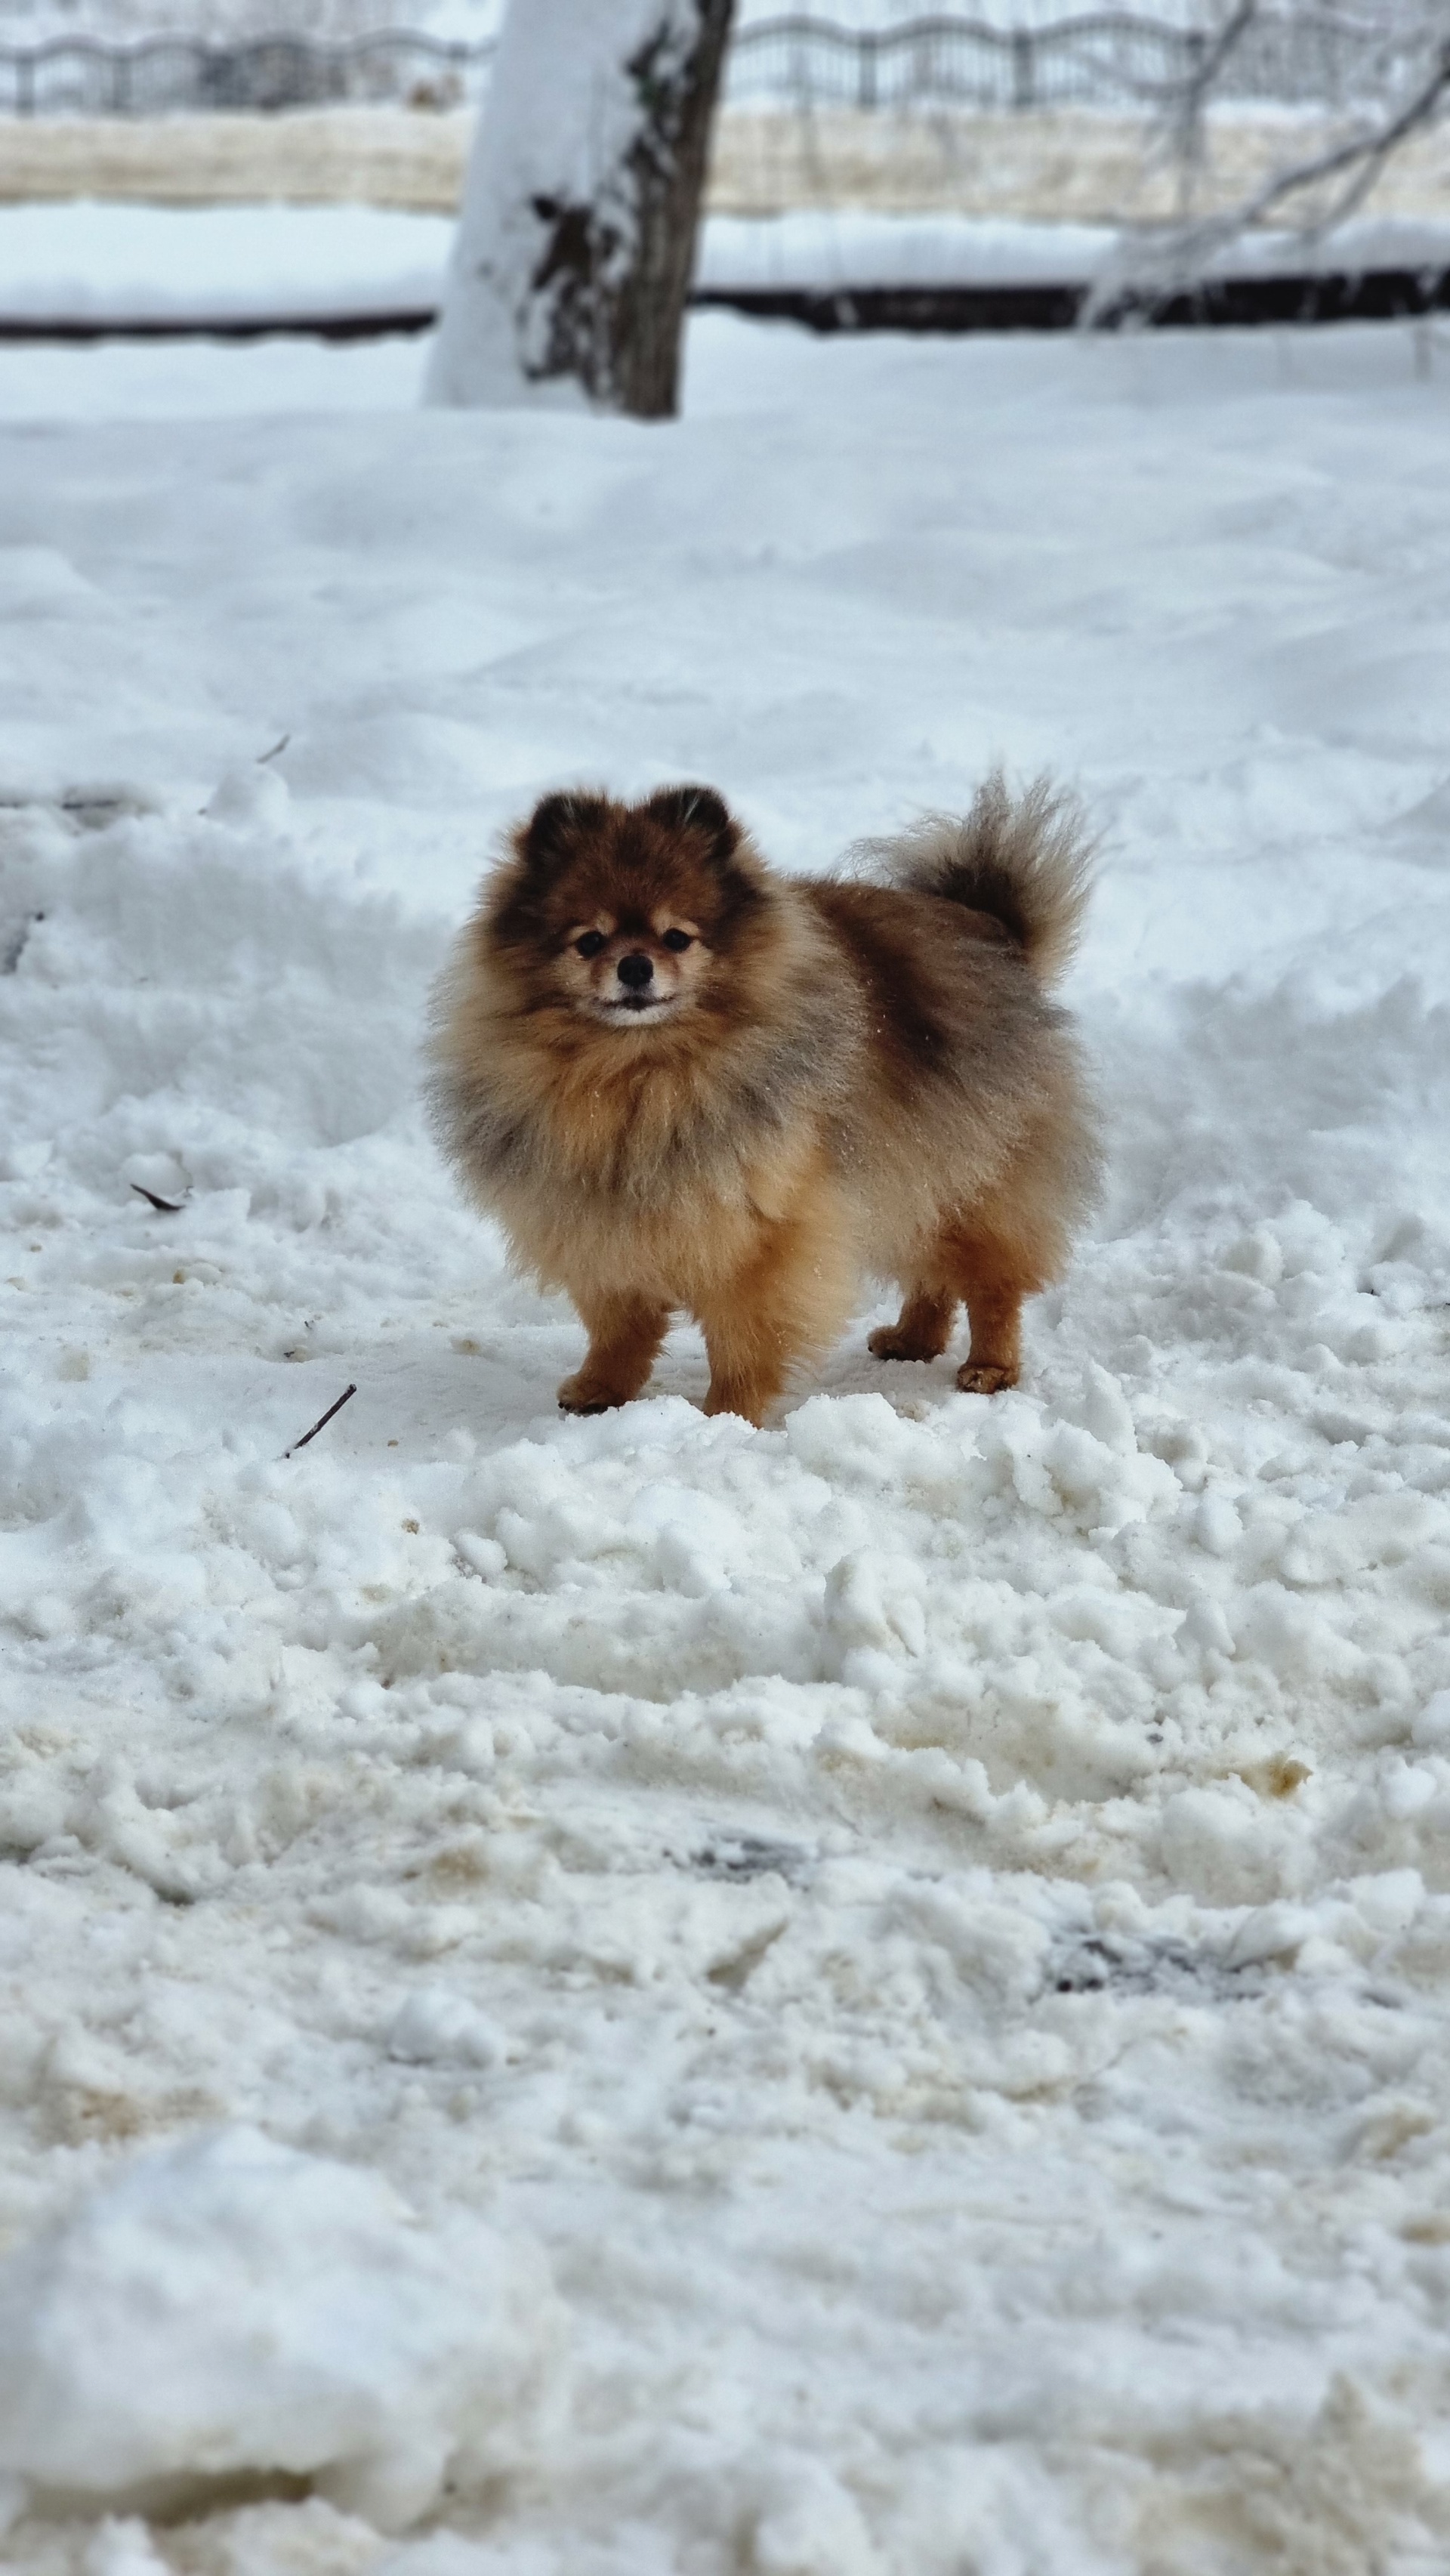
724 11 1427 110
0 30 479 113
0 14 1424 119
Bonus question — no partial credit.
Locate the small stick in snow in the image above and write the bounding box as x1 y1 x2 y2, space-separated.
258 734 291 764
131 1181 186 1212
285 1382 357 1458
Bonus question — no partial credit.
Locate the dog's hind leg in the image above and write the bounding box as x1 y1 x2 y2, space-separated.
868 1229 1043 1390
559 1291 671 1413
946 1137 1081 1393
946 1219 1051 1395
868 1285 956 1364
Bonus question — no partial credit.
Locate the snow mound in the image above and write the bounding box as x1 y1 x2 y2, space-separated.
0 2127 560 2532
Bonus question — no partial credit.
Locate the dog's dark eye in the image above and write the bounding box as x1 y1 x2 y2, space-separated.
662 929 693 953
575 931 607 959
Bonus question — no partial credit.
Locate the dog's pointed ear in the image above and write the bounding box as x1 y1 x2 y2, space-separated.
518 789 609 876
646 783 739 863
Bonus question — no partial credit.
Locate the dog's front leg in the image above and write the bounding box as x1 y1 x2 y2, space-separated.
558 1290 671 1413
695 1204 850 1425
696 1308 790 1427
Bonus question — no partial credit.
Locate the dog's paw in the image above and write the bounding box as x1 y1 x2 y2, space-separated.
869 1324 939 1364
955 1361 1017 1395
557 1373 627 1414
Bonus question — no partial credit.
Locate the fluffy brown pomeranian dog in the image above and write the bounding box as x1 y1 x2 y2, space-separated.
428 776 1100 1426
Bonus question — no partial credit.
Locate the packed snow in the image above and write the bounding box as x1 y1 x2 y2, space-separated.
3 297 1450 2573
0 2127 557 2530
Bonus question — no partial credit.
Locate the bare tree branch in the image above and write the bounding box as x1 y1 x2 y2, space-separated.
1091 4 1450 320
1162 0 1261 219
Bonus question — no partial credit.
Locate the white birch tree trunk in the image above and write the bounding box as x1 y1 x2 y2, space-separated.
426 0 734 420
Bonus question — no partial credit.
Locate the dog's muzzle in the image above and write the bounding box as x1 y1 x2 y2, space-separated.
614 952 662 1011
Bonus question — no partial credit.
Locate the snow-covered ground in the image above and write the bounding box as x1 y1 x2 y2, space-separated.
4 301 1450 2574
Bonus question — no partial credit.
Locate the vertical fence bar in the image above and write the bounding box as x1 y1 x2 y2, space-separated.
1011 26 1034 108
857 29 877 111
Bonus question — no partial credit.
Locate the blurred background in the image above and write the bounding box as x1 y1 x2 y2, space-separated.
1 0 1446 331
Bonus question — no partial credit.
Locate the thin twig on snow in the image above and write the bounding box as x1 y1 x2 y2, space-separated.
284 1382 358 1458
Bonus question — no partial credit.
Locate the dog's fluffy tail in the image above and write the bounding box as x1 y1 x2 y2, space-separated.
866 773 1096 987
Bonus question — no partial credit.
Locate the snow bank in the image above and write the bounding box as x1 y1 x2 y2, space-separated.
699 206 1450 292
0 200 451 327
4 201 1448 333
0 2129 559 2531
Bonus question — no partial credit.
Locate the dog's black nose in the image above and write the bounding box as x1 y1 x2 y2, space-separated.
617 953 654 990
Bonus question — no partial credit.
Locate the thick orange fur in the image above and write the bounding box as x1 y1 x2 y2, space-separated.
429 778 1100 1425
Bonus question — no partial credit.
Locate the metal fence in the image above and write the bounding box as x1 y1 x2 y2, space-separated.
0 13 1424 118
729 14 1194 110
729 11 1431 110
0 30 477 113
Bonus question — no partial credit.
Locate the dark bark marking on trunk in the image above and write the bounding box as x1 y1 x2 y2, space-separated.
522 0 735 419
